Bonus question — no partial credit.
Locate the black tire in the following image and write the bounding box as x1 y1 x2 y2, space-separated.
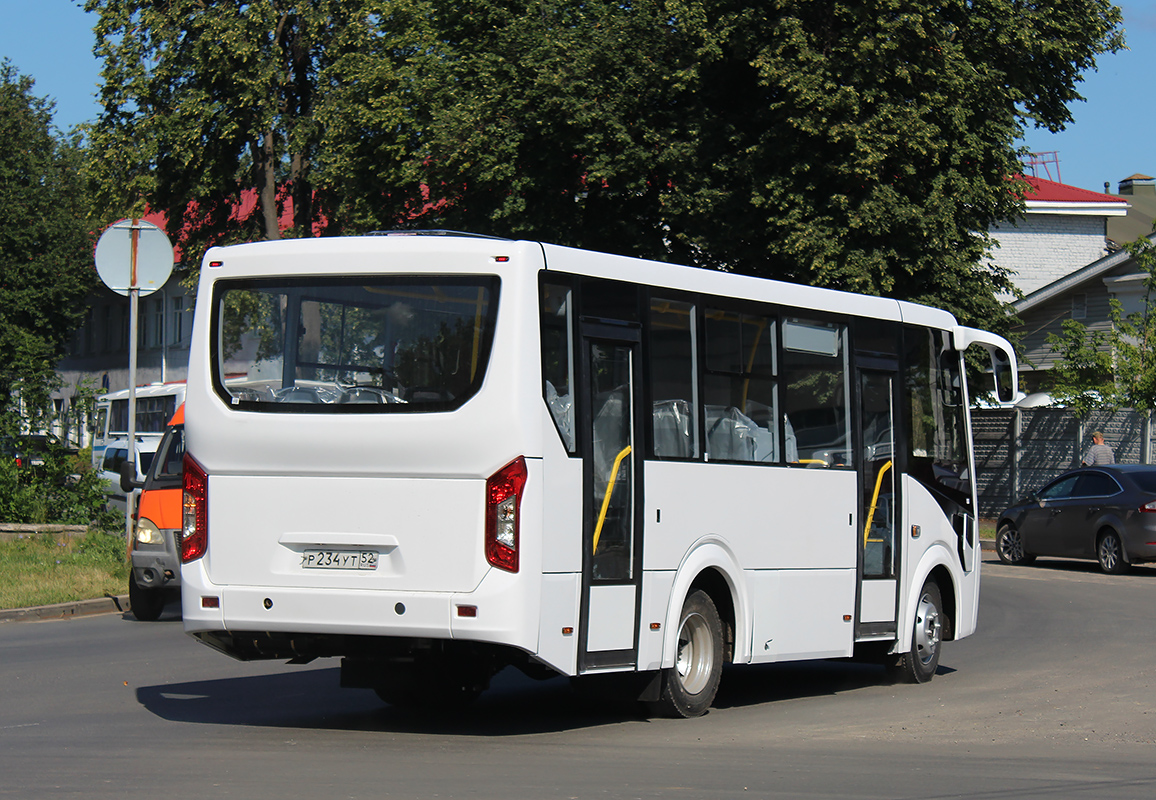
1097 530 1129 575
647 589 724 718
887 580 943 685
128 572 165 622
995 524 1035 565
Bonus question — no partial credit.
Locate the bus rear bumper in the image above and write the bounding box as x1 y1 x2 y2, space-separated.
180 561 538 661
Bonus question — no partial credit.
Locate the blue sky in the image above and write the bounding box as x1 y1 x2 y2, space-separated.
2 1 1153 195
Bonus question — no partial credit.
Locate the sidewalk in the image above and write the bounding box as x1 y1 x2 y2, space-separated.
0 594 129 624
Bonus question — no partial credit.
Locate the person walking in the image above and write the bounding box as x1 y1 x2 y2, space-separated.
1082 430 1114 466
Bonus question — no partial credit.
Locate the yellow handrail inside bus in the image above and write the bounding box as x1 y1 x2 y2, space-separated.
863 460 893 545
592 445 632 554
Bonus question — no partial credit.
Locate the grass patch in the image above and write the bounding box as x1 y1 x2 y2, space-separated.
0 532 129 610
979 519 997 540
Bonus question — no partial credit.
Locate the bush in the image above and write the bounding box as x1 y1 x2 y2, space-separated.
0 447 120 529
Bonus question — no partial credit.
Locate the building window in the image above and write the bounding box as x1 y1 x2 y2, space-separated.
1072 294 1087 319
153 297 165 348
171 295 185 344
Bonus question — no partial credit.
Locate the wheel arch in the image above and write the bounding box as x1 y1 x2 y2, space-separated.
1096 523 1130 564
900 546 958 652
661 538 749 669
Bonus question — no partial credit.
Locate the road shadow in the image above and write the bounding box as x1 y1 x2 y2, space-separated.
136 665 648 735
713 659 953 711
136 655 939 735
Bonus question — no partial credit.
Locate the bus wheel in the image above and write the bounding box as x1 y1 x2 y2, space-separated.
888 580 943 684
128 572 165 622
648 589 723 718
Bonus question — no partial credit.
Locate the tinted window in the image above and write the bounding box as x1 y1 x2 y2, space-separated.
650 298 699 459
214 276 500 412
782 318 849 467
1129 471 1156 494
703 308 777 463
1073 472 1120 498
1039 475 1079 500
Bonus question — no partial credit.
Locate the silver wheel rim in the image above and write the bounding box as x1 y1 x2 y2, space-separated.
675 611 714 695
1100 536 1120 571
913 592 941 667
999 528 1023 562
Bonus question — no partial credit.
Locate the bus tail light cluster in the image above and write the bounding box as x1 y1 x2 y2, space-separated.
485 457 527 573
181 454 208 563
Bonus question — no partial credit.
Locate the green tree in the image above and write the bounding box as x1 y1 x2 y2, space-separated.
87 0 1123 335
1047 237 1156 416
84 0 419 261
0 62 95 435
328 0 1123 332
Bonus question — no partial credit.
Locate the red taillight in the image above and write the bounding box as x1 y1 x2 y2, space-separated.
181 454 208 562
485 457 528 572
1141 500 1156 514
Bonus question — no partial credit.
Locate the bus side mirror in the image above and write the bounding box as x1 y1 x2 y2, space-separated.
119 461 143 493
992 350 1014 404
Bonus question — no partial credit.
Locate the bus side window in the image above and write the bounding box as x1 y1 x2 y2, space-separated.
541 281 576 453
781 318 851 468
702 308 777 464
649 298 698 459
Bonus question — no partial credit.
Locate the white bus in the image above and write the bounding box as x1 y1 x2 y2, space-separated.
179 233 1016 717
92 382 187 467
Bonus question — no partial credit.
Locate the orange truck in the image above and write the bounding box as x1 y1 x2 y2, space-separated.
121 404 185 621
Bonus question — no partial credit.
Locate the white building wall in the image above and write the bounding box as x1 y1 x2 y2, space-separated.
990 214 1108 297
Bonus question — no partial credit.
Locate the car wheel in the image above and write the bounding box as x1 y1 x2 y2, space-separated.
887 580 943 684
1097 530 1129 575
647 589 724 718
996 524 1035 566
128 572 165 621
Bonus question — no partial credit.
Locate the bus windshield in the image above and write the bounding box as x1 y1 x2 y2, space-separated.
212 276 500 412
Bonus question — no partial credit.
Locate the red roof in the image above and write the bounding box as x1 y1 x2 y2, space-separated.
1021 175 1125 205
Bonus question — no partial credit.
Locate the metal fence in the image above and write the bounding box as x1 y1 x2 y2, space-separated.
973 408 1155 518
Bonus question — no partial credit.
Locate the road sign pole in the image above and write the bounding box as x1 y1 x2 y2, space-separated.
125 220 141 545
93 216 174 549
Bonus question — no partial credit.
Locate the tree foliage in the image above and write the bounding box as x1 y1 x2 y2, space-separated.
0 62 95 435
86 0 1124 333
1047 237 1156 416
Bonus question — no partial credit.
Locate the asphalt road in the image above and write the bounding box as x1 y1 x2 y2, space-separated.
2 557 1155 799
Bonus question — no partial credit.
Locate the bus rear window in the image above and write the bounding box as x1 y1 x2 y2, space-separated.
212 276 500 412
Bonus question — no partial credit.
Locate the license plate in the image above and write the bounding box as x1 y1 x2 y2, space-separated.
300 550 378 570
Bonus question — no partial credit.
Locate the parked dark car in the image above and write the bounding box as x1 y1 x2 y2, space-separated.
996 465 1156 574
0 433 79 470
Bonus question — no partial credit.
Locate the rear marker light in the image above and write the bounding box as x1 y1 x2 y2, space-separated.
201 597 219 609
485 457 528 572
457 605 477 618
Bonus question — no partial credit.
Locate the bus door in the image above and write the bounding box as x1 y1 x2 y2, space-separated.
577 322 643 672
857 366 900 637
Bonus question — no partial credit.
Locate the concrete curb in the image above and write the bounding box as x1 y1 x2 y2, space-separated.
0 594 129 624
